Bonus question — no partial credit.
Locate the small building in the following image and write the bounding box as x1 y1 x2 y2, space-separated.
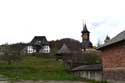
56 44 71 54
56 44 72 69
57 43 101 71
56 44 71 60
97 30 125 83
71 64 102 81
24 36 50 54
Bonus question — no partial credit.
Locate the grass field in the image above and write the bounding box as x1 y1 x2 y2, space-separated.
0 56 81 81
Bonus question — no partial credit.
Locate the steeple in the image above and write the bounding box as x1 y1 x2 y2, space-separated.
104 35 110 43
81 23 93 51
81 23 90 41
82 24 90 33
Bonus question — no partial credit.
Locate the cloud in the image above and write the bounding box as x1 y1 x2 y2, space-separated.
0 0 125 45
91 17 110 28
89 16 125 45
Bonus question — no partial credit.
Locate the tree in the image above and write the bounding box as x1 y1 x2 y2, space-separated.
0 44 22 65
49 38 81 54
97 39 103 47
82 51 101 64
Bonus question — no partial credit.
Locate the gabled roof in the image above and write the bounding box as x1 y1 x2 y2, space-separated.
72 64 102 71
59 38 81 52
97 30 125 49
57 44 71 54
31 36 49 45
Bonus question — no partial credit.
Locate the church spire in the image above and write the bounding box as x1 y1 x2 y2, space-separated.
104 35 110 43
82 23 90 33
81 22 93 51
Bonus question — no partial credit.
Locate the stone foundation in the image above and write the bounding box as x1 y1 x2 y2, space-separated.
103 68 125 83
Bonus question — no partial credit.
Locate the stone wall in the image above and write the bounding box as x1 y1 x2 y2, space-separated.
73 71 102 81
103 68 125 83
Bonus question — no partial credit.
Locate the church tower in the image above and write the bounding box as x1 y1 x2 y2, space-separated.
104 35 110 43
81 24 93 51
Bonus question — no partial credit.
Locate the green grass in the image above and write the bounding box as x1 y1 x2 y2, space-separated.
0 56 81 81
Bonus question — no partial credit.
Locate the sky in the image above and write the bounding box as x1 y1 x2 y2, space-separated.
0 0 125 45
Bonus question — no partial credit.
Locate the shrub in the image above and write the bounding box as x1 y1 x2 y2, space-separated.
0 44 22 65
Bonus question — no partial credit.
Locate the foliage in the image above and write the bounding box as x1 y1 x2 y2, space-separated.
97 39 103 47
0 56 81 81
9 43 27 52
0 44 22 65
49 38 81 53
62 50 101 69
82 51 101 64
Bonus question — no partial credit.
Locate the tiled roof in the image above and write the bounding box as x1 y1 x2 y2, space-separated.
97 30 125 49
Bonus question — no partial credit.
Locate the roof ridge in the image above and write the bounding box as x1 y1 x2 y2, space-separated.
97 30 125 49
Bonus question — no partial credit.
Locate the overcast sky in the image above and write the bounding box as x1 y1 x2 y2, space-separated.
0 0 125 45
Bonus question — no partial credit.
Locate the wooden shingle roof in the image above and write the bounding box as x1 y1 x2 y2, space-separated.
82 24 90 33
57 44 71 54
97 30 125 49
72 64 102 71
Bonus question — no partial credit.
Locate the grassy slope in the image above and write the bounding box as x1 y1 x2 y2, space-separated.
0 56 81 81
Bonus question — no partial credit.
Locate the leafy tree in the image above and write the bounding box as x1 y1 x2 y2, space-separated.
49 38 81 53
82 51 101 64
0 44 22 65
62 50 101 69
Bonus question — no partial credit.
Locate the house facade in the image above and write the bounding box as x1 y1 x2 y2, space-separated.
26 45 36 54
97 30 125 83
24 36 50 54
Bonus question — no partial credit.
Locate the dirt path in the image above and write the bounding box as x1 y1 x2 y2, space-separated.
15 81 88 83
0 81 89 83
0 81 8 83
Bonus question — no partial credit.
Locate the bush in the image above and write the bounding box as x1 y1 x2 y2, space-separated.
62 50 101 69
0 44 22 65
82 51 101 64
